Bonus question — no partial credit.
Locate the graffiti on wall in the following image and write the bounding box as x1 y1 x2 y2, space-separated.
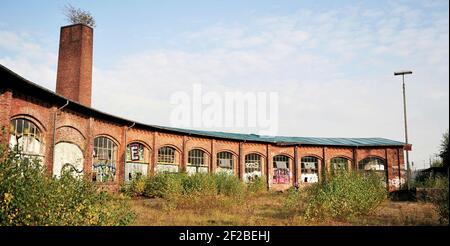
301 173 318 183
53 142 84 178
125 143 148 181
125 162 148 182
92 162 116 182
244 162 262 182
156 164 179 174
186 165 208 175
216 167 234 175
126 143 145 161
273 161 290 184
389 177 406 189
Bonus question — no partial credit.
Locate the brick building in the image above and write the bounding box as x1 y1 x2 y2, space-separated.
0 24 408 192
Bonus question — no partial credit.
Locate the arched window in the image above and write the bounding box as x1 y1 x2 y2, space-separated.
330 157 349 174
187 149 208 174
217 151 233 175
358 157 387 184
358 157 386 171
156 146 178 173
273 155 290 184
9 118 44 160
92 136 118 182
244 153 262 182
301 156 319 183
53 142 84 178
125 142 149 182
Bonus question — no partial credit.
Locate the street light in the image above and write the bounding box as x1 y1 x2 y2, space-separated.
394 70 412 189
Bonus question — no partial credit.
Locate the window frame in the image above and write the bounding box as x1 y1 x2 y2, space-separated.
9 118 44 158
157 146 177 165
272 155 290 184
217 151 234 170
330 157 349 174
245 153 262 174
92 136 118 182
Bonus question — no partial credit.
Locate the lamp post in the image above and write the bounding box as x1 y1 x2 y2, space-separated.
394 70 412 189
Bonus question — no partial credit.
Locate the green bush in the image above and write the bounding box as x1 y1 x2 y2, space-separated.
282 187 306 214
181 173 217 196
0 144 135 226
412 175 448 189
122 176 146 197
143 173 185 199
246 175 267 194
142 172 247 199
214 173 245 197
304 171 387 220
431 177 449 224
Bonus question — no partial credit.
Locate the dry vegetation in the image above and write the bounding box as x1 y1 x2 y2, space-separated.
130 192 442 226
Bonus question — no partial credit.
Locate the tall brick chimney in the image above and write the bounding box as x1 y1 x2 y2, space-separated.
56 24 93 107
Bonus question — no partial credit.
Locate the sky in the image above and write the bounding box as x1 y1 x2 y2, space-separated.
0 0 448 170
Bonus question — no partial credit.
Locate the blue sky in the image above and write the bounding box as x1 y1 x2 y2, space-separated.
0 0 449 169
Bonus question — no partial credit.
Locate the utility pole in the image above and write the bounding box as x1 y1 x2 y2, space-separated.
394 70 412 189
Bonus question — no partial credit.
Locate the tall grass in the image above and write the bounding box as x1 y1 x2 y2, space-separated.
123 172 264 209
304 171 387 220
280 171 387 221
430 177 449 224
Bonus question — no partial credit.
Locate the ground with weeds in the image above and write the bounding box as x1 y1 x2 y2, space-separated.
130 192 442 226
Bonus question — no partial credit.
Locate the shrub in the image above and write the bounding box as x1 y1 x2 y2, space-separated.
143 173 184 199
413 175 448 189
304 171 387 220
181 173 217 196
246 175 267 194
0 144 135 226
214 173 245 197
282 187 306 214
431 177 449 224
122 176 146 197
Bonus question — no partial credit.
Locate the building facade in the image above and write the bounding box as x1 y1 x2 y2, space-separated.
0 24 407 192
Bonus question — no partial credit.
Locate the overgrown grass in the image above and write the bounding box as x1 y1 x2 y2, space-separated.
412 175 448 189
0 144 135 226
411 174 449 224
122 172 264 210
282 171 387 221
130 192 441 226
430 177 449 224
304 171 387 220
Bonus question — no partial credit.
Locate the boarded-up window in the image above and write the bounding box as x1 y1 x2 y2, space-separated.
187 149 208 174
92 136 118 182
330 157 349 174
217 151 234 175
125 142 149 182
301 156 319 183
156 146 179 174
273 155 290 184
9 118 44 160
244 153 262 182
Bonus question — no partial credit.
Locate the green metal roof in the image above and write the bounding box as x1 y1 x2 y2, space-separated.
150 125 405 147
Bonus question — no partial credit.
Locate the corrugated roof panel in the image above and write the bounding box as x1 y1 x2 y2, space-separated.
149 125 405 147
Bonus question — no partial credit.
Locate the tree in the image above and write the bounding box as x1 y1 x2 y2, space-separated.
439 130 449 168
64 4 96 28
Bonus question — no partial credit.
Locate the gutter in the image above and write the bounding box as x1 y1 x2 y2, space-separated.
124 122 136 180
52 100 69 175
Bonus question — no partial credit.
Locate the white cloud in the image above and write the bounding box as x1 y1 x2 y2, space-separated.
0 2 448 170
0 30 57 90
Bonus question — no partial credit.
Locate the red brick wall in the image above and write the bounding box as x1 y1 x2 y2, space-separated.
0 89 406 192
56 24 93 107
0 89 12 143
